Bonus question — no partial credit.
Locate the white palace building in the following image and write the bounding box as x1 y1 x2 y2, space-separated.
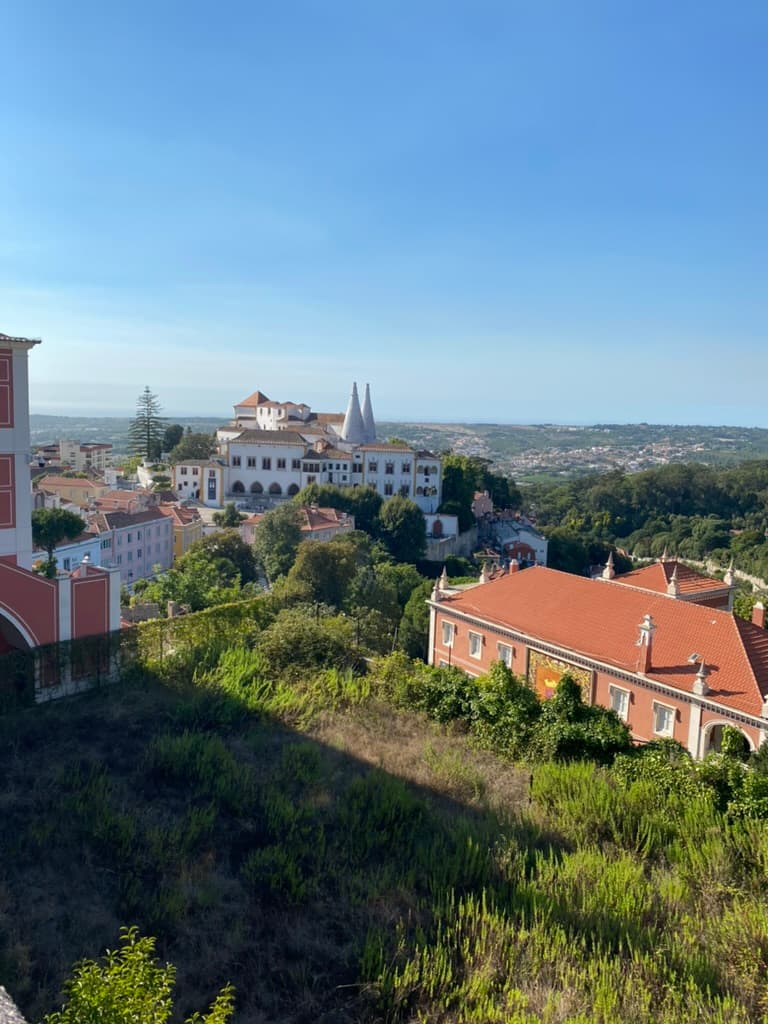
172 383 443 514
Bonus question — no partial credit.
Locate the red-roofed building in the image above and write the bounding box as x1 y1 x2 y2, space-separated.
0 333 121 683
159 502 204 558
428 565 768 757
608 557 734 611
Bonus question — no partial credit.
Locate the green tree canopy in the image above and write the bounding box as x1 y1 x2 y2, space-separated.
127 386 165 461
190 529 258 584
252 504 302 582
213 502 246 527
168 432 216 464
377 496 426 563
291 483 383 535
31 507 86 578
162 423 185 453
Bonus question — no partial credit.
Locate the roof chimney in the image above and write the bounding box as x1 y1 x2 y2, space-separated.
439 565 449 592
666 564 679 598
724 558 735 587
602 551 615 580
692 660 709 696
636 613 655 674
752 601 766 630
508 558 520 573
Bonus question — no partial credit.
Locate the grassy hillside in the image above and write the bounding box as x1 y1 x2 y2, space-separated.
2 657 767 1023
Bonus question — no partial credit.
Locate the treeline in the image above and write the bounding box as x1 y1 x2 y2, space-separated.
526 460 768 580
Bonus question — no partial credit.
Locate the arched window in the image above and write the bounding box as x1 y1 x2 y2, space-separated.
287 484 300 496
269 482 282 495
416 486 424 496
432 519 443 538
231 481 245 494
250 481 264 494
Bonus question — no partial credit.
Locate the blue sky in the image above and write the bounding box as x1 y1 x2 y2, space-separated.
2 1 766 424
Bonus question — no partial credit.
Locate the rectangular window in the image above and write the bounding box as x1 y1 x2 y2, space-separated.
180 467 188 475
368 461 378 473
468 631 483 659
117 555 122 566
384 483 393 496
137 530 142 539
127 552 133 562
127 533 132 542
653 702 675 737
117 536 123 546
63 557 71 571
192 468 199 475
262 457 271 470
400 484 410 497
209 470 216 478
497 643 513 667
100 539 111 549
441 621 455 647
137 548 142 559
609 686 630 721
292 459 301 470
232 455 241 467
277 458 286 470
385 462 394 475
401 462 411 473
247 456 256 468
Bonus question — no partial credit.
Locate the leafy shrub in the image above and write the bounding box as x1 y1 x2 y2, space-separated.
42 927 234 1024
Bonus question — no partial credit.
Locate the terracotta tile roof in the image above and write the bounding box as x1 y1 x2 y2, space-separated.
159 503 202 526
300 507 353 532
439 566 768 718
613 560 728 596
236 390 270 407
35 475 106 491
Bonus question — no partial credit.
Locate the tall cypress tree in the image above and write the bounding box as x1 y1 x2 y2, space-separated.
128 386 165 461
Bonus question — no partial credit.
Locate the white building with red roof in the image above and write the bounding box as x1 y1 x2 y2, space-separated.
429 565 768 757
180 381 444 514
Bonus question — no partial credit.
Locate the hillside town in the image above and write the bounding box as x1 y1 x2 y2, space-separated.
3 326 768 760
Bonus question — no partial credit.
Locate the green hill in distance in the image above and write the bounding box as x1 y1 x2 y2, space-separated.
30 414 768 481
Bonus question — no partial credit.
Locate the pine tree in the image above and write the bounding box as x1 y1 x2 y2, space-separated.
128 386 165 461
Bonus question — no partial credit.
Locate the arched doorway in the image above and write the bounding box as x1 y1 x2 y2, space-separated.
703 722 753 756
250 481 264 494
231 481 245 494
269 482 282 496
287 484 300 496
0 609 35 693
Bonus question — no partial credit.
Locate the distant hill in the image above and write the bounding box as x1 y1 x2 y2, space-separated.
30 414 768 479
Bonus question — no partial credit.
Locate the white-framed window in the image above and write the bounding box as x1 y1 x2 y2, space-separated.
180 466 188 475
609 685 630 721
653 701 675 737
468 631 483 659
441 621 455 647
232 455 241 467
497 642 513 667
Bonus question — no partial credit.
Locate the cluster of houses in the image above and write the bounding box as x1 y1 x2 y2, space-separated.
3 328 768 756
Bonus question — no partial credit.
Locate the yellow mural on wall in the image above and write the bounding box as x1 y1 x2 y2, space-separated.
528 650 592 702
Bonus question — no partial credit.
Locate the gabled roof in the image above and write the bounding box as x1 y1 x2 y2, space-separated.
438 566 768 718
0 331 41 346
612 560 728 597
159 503 202 526
301 507 353 532
235 390 271 408
88 508 169 532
